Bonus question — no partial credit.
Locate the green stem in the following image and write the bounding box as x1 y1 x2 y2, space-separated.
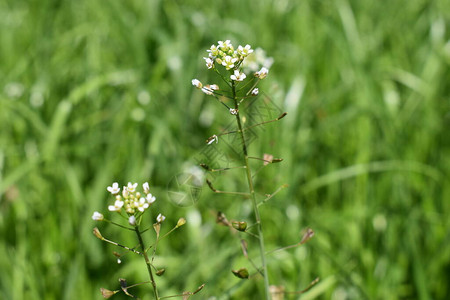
231 81 271 300
135 226 159 300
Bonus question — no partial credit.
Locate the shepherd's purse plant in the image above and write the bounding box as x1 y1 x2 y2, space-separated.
92 182 204 299
191 40 316 299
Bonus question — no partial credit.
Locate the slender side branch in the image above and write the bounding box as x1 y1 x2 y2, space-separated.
93 227 143 255
200 163 246 172
266 228 315 255
159 284 205 299
258 184 289 207
206 179 250 196
217 112 287 138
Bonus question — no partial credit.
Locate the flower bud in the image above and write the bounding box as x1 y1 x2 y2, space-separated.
191 79 202 89
92 211 104 221
176 217 186 227
156 213 166 224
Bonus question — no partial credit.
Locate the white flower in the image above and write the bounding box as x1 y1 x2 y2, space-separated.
143 182 150 194
201 84 218 95
146 193 156 204
201 87 213 95
135 197 149 212
122 187 129 198
207 134 218 145
222 56 238 70
203 57 214 69
218 40 232 50
251 88 259 96
92 211 104 221
229 108 238 115
255 67 269 79
237 44 253 57
156 213 166 223
107 182 120 195
108 199 124 212
129 215 136 226
127 182 138 193
207 44 219 56
191 79 202 89
117 258 121 264
230 70 246 81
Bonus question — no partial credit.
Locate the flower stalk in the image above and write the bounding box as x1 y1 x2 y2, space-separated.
134 226 159 300
232 81 271 300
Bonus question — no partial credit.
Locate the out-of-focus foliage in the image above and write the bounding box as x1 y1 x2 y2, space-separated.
0 0 449 299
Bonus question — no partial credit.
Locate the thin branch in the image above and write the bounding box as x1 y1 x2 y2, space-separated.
217 112 287 138
206 179 250 196
99 236 143 256
257 184 289 207
214 68 232 88
200 163 246 172
159 284 205 299
266 228 314 255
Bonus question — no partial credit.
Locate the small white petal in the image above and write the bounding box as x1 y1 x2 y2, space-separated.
156 213 166 223
108 205 117 211
207 135 218 145
92 211 104 221
143 182 150 194
146 194 156 204
107 182 120 194
191 79 202 89
127 182 138 193
255 67 269 79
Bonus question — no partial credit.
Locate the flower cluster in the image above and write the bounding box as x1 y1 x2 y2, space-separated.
106 182 156 214
92 182 164 224
191 40 270 97
206 40 254 70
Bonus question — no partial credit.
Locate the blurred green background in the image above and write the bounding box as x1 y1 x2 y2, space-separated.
1 0 449 299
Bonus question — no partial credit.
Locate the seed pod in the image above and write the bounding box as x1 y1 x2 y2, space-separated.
232 268 249 279
93 227 103 240
232 221 247 232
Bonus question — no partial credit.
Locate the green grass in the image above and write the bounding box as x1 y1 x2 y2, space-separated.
1 0 449 299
